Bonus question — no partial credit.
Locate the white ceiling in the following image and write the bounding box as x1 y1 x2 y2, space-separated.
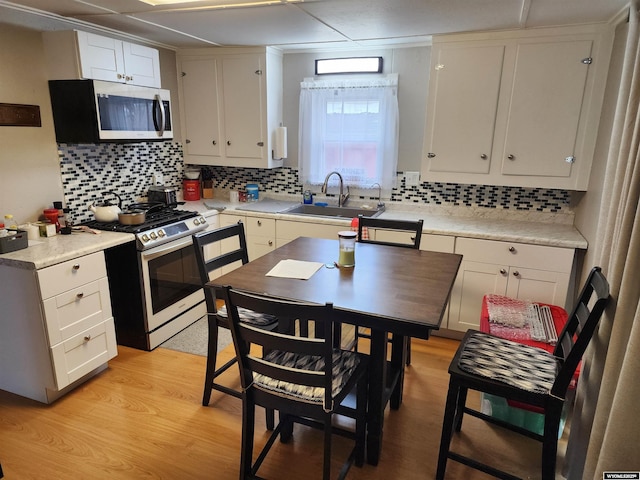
0 0 629 51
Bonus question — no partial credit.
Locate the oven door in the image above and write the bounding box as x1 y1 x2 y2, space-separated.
139 235 204 332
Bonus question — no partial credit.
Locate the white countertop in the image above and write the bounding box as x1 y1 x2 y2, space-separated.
0 230 135 270
189 196 588 250
1 196 586 271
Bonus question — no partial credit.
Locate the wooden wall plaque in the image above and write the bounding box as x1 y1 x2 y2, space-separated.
0 103 41 127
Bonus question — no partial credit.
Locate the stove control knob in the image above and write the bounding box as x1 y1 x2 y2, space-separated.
193 217 201 226
141 234 150 243
157 230 166 238
150 232 158 240
199 216 207 225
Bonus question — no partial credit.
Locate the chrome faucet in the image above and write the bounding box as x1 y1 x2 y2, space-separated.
371 182 385 209
321 171 350 207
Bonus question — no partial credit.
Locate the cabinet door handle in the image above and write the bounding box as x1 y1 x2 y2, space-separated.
500 268 507 275
72 264 80 271
185 139 191 144
255 69 263 75
76 292 84 299
268 240 273 246
480 154 487 159
227 141 231 146
257 142 264 147
257 220 262 226
84 335 91 342
212 140 217 145
513 270 520 277
508 246 516 253
507 154 515 160
427 153 436 158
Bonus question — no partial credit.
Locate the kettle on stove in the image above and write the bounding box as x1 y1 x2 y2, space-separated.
89 191 122 222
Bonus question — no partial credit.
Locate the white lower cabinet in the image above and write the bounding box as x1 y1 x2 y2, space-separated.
276 219 345 247
0 251 117 403
220 213 275 262
448 237 574 332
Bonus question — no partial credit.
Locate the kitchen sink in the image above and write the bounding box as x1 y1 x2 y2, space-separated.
282 204 385 219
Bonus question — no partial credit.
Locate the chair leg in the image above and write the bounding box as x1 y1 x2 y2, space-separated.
202 316 220 406
454 386 468 432
541 403 562 480
405 338 412 366
240 396 256 480
436 379 460 480
323 412 332 480
265 408 275 431
354 375 367 467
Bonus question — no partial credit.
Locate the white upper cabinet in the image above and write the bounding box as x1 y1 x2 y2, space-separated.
43 30 161 88
422 25 614 190
177 46 284 169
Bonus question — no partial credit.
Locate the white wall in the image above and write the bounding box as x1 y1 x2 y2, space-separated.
282 46 431 173
0 24 63 225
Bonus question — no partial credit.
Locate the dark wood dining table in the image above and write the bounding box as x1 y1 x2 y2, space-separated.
208 236 462 465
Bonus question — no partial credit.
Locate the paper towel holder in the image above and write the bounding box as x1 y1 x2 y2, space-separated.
272 125 288 160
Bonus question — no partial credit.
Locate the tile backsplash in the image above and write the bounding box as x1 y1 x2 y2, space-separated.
57 142 572 224
59 142 184 224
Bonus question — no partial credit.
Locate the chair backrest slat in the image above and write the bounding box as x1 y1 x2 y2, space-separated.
192 223 249 311
219 286 336 405
357 215 424 249
551 267 610 397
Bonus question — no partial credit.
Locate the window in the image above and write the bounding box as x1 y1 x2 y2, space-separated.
298 74 399 190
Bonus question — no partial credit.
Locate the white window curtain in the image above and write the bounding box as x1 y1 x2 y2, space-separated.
298 74 399 190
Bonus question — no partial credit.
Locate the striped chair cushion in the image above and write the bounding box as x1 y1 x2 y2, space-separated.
457 331 559 394
216 305 277 326
252 349 361 405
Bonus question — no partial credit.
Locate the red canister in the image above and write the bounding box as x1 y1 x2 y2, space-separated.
183 179 200 201
43 208 61 232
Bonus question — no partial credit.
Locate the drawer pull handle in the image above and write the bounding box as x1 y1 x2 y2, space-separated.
513 271 520 277
257 220 262 226
508 246 516 253
500 269 507 275
72 264 80 271
268 240 273 246
76 292 84 299
84 335 91 342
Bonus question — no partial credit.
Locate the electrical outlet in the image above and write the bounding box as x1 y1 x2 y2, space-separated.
405 171 420 186
152 173 164 185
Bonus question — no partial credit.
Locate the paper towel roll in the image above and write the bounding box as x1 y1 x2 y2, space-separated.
274 126 287 159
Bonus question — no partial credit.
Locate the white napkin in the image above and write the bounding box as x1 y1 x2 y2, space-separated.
265 259 324 280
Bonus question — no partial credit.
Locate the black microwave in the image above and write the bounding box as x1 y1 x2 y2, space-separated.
49 79 173 143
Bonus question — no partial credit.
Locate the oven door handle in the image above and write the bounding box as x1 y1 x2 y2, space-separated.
141 235 194 261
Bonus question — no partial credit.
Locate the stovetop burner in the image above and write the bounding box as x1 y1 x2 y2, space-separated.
82 207 199 234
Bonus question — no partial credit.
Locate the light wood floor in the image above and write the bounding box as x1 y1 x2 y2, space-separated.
0 336 565 479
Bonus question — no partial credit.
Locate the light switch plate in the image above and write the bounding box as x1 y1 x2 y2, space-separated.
405 171 420 186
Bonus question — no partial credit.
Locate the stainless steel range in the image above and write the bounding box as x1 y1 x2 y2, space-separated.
84 204 209 350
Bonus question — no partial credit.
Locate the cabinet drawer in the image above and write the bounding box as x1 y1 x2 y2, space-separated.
42 277 113 345
38 252 107 299
50 318 117 390
246 217 275 237
455 237 573 272
220 213 245 226
277 220 344 241
422 234 455 253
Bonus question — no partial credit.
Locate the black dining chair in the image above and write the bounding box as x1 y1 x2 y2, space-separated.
217 285 369 480
192 223 279 410
356 215 424 366
436 266 610 480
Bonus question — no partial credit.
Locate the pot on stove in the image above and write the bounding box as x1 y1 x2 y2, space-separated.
118 209 146 225
89 191 122 222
